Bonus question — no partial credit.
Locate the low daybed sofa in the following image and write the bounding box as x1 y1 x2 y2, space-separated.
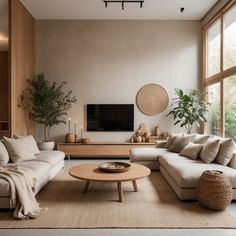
0 136 65 208
130 134 236 200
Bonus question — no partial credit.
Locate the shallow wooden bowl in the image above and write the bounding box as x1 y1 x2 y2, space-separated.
98 162 131 173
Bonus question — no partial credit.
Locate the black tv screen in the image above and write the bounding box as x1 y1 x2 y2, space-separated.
87 104 134 131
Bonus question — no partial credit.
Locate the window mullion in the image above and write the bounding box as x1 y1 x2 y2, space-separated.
220 15 224 137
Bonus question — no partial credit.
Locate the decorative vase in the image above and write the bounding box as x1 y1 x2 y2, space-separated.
155 126 161 136
65 133 76 143
135 136 142 143
198 170 233 210
144 132 151 138
37 141 55 151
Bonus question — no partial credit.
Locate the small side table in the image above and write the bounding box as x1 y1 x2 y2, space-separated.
198 170 233 210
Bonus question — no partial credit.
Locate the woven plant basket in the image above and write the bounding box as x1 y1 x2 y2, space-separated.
198 170 233 211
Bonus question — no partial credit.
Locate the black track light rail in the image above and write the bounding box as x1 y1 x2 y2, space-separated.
104 0 144 10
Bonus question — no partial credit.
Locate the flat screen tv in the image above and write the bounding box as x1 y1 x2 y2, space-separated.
87 104 134 131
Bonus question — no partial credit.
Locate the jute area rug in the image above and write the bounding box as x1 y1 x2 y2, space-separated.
0 168 236 229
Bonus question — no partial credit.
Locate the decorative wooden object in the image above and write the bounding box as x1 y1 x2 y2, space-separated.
136 84 169 116
131 123 150 143
69 163 151 202
154 126 161 136
65 133 76 143
10 0 36 136
57 142 155 159
82 138 90 144
198 170 233 210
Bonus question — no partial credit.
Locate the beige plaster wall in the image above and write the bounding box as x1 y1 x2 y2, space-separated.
36 20 201 142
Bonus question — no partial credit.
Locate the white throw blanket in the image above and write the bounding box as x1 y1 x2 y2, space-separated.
0 165 47 219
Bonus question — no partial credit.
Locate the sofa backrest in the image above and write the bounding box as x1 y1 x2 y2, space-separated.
0 141 10 165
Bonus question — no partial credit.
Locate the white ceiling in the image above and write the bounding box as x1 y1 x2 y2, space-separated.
0 0 8 51
20 0 218 20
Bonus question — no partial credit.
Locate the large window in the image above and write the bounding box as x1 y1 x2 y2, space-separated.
207 83 221 136
203 1 236 141
207 20 221 77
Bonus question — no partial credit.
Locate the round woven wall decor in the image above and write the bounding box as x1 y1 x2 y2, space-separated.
136 84 169 116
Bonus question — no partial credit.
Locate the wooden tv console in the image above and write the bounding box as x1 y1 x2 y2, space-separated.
57 142 156 159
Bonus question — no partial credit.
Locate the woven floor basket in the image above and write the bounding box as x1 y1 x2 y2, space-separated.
198 170 233 210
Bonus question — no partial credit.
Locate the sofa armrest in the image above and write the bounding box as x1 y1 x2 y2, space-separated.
155 141 167 148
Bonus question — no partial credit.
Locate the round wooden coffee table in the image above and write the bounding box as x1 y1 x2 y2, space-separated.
69 163 151 202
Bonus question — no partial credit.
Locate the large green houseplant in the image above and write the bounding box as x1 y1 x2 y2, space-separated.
167 88 208 134
19 74 77 150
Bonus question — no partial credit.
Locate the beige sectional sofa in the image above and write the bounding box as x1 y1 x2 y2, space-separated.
130 135 236 200
0 150 65 208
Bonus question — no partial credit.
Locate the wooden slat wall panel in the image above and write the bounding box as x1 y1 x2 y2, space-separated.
0 51 10 138
0 51 9 121
10 0 35 136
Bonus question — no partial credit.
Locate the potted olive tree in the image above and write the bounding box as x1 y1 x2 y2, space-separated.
167 88 208 134
19 74 77 150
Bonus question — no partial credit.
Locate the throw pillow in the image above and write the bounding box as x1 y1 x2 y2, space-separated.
3 137 36 163
229 153 236 170
215 138 235 165
179 142 204 160
165 133 183 148
0 141 10 165
194 134 211 144
155 141 166 148
200 138 221 164
15 135 40 155
168 135 195 153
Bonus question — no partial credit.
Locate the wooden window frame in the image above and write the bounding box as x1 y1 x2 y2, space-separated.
202 0 236 136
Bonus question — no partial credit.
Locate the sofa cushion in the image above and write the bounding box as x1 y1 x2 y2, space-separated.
159 154 236 188
0 141 9 165
17 161 50 179
200 138 220 164
0 161 51 197
130 148 169 162
159 152 197 165
15 135 40 155
215 138 235 165
194 134 211 144
16 161 51 194
3 137 36 163
155 141 167 148
165 133 182 148
34 151 65 167
168 135 195 153
179 142 204 160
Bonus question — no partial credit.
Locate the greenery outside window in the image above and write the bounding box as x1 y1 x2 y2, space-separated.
203 1 236 141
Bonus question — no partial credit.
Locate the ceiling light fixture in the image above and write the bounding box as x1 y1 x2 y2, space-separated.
104 0 144 10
